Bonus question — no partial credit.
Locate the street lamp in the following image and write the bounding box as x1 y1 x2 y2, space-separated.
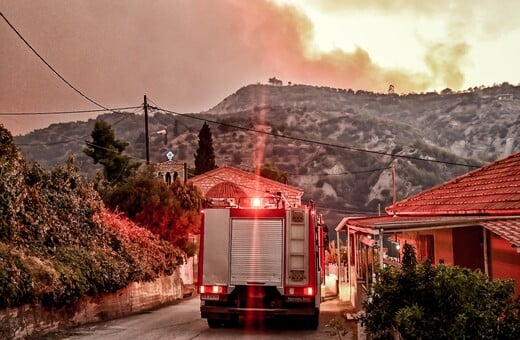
154 129 168 145
146 129 168 164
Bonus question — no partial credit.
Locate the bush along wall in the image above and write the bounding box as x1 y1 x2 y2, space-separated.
0 125 185 337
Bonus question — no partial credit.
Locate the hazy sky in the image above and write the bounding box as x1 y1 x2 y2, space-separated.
1 0 519 135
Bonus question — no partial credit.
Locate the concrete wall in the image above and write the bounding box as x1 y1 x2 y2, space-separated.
180 256 194 284
0 271 183 339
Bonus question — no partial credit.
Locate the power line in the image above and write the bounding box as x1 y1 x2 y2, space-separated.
17 101 480 169
146 96 194 133
0 106 141 116
0 9 497 170
16 109 139 147
145 97 161 108
318 167 391 176
32 137 146 163
152 106 481 168
1 12 108 110
314 204 375 216
184 167 377 215
19 136 380 218
236 162 390 177
6 80 480 170
17 139 77 147
286 166 391 177
13 99 481 169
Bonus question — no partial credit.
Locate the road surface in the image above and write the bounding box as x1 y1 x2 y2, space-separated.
49 295 355 339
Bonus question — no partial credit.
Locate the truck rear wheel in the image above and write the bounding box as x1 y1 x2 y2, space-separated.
224 316 239 327
308 311 319 329
207 318 222 328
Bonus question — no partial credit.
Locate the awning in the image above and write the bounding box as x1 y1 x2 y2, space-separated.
480 218 520 247
360 236 375 247
336 217 378 234
338 215 520 235
349 225 378 234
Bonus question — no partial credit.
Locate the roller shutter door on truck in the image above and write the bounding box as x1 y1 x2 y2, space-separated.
230 218 283 286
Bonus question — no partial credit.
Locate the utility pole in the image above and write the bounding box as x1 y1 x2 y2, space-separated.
144 95 150 165
391 161 396 205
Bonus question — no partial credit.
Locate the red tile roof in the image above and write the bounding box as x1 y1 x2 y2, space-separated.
481 219 520 248
336 152 520 247
387 151 520 216
340 213 515 230
189 166 303 194
205 181 246 199
337 215 520 247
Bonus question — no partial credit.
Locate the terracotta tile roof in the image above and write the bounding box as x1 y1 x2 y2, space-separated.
337 152 520 247
481 219 520 248
387 151 520 216
205 181 246 199
338 215 456 230
189 166 303 194
338 214 509 231
338 215 520 247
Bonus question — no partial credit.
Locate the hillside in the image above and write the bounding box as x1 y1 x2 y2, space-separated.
13 83 520 224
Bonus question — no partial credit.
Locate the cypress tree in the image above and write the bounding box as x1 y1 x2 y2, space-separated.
194 122 217 175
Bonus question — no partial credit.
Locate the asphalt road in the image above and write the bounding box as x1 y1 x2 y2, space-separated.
46 295 356 340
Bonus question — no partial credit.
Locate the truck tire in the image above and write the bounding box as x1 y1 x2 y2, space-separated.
207 318 222 328
308 311 319 329
224 316 239 327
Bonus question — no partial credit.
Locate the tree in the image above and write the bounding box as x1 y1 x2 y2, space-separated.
255 162 288 184
84 120 140 184
441 87 453 95
193 122 217 175
268 77 283 86
361 244 520 339
104 168 204 252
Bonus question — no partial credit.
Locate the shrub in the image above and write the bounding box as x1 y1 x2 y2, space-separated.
361 244 520 339
0 126 186 308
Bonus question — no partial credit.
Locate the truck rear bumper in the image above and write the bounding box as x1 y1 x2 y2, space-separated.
201 305 318 320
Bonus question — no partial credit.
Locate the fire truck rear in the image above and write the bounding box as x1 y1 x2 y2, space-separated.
198 194 322 328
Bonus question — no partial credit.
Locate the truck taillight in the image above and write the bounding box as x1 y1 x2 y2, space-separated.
251 197 262 207
286 287 315 296
199 285 226 294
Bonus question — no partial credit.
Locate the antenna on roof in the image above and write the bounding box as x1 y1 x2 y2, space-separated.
275 191 291 208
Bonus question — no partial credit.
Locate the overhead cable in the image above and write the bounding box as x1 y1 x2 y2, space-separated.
1 12 108 111
152 106 481 168
0 106 141 116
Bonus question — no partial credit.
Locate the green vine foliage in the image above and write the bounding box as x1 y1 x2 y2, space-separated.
103 168 203 252
0 126 183 308
361 244 520 339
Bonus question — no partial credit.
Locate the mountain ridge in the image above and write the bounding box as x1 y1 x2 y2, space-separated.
12 82 520 223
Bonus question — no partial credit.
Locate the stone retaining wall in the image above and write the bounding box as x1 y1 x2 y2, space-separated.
0 271 183 339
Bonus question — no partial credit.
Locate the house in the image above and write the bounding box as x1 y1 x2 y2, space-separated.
188 166 304 207
496 93 514 101
335 151 520 307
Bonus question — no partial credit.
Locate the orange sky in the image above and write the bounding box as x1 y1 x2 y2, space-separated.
1 0 519 135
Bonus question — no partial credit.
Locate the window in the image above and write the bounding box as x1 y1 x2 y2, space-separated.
418 234 434 262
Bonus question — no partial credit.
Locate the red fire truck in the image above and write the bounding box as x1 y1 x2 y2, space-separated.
198 193 324 328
